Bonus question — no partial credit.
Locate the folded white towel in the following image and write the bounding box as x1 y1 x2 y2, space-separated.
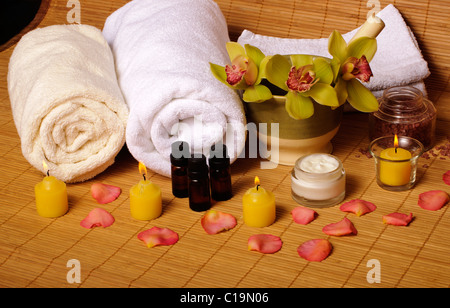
237 4 430 94
372 81 427 98
103 0 246 177
8 25 129 183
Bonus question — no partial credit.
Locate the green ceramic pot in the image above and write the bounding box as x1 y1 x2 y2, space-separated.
245 95 344 166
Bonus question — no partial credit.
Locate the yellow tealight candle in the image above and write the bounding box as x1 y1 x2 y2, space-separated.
130 162 162 221
379 135 412 186
35 162 68 218
242 176 276 228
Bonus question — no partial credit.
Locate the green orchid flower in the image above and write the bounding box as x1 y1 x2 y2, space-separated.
209 42 272 103
263 54 339 119
328 30 379 112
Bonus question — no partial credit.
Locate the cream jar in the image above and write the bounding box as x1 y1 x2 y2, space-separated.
291 154 346 208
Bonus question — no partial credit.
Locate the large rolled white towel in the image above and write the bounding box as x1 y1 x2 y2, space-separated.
102 0 246 177
8 25 129 183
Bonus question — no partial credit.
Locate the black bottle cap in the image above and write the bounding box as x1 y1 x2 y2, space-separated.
188 153 208 175
170 141 190 166
209 143 230 167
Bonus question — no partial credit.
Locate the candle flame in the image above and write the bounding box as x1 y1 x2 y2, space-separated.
42 161 49 176
138 161 147 177
254 176 260 186
394 134 399 148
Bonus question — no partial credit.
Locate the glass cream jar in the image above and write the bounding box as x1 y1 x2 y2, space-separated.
291 154 346 208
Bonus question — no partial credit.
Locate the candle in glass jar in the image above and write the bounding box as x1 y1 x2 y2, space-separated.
35 161 68 218
130 162 162 220
291 154 345 208
369 135 423 191
379 135 412 186
242 176 276 227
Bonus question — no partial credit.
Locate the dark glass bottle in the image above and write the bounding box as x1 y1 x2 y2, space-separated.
188 154 211 211
209 143 232 201
170 141 190 198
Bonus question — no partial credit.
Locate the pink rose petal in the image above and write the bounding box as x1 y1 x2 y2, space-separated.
297 239 332 262
91 183 121 204
340 199 376 216
418 190 449 211
80 208 115 229
382 212 413 226
137 227 179 248
443 171 450 185
248 234 282 254
291 206 317 225
322 217 357 236
201 210 237 235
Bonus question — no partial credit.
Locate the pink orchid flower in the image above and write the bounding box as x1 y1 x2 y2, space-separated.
341 55 373 82
286 65 320 92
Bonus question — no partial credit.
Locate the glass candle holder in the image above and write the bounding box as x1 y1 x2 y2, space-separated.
369 135 424 191
291 154 346 208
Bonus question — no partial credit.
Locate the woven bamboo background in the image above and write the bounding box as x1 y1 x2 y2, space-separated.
0 0 449 289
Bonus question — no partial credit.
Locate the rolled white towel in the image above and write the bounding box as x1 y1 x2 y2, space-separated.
238 4 430 95
102 0 246 177
8 24 129 183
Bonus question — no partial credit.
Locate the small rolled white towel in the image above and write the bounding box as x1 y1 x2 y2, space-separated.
102 0 246 177
8 25 129 183
238 4 430 96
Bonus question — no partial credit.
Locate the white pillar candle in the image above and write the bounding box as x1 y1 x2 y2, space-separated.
291 154 346 208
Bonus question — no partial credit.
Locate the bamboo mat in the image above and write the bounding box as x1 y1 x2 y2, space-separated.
0 0 449 289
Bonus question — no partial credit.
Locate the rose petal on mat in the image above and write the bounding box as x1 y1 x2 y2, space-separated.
418 190 449 211
297 239 332 262
91 183 121 204
382 212 413 226
322 217 357 236
340 199 376 216
137 227 179 248
291 206 317 225
443 171 450 185
248 234 282 254
201 210 237 234
80 208 115 229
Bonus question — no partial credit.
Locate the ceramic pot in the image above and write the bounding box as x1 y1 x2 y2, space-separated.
245 95 343 166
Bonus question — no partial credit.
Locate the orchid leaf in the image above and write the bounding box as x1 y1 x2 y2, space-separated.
210 63 229 85
285 91 314 119
307 83 339 107
346 79 379 112
290 54 313 68
334 78 348 106
312 57 334 85
245 44 265 66
330 57 341 83
243 84 273 103
256 56 270 84
265 54 291 91
328 30 348 62
226 42 245 62
347 37 377 62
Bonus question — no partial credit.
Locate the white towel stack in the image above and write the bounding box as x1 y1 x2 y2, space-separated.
237 4 430 97
8 25 129 183
103 0 247 177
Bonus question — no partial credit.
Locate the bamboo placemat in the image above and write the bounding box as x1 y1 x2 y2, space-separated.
0 0 449 289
